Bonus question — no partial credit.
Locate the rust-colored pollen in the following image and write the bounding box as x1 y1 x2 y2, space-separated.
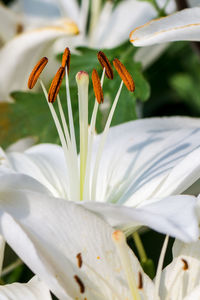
76 253 83 268
92 69 104 104
48 67 65 103
113 58 135 92
62 47 71 74
97 51 114 80
74 275 85 293
138 272 143 289
181 258 189 270
28 57 48 89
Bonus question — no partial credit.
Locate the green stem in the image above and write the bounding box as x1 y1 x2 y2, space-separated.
132 231 147 263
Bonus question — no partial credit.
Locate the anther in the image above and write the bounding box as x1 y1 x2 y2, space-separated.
92 69 104 104
48 67 65 103
181 258 189 270
76 253 83 268
138 272 143 289
28 57 48 89
113 58 135 92
97 51 114 80
74 275 85 293
62 47 71 74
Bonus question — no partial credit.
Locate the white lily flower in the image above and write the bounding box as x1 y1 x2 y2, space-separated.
1 50 200 241
0 17 79 101
130 7 200 47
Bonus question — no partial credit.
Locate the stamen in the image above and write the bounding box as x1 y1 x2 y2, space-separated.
65 68 79 196
83 68 105 201
91 80 123 201
76 71 89 200
92 69 104 104
112 230 141 300
28 57 48 89
154 235 169 300
181 258 189 270
98 51 114 80
138 272 143 289
76 253 83 268
74 275 85 293
62 47 71 73
48 67 65 103
113 58 135 92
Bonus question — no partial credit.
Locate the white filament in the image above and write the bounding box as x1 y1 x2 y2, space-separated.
154 235 169 300
83 68 105 201
91 80 123 201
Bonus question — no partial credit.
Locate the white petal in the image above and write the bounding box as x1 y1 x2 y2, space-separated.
82 195 199 242
57 0 80 23
7 144 69 198
130 7 200 46
0 172 51 195
0 21 78 101
6 137 37 153
94 0 157 48
134 43 169 69
0 186 153 300
173 238 200 259
92 117 200 206
0 276 52 300
0 4 20 44
160 239 200 299
184 285 200 300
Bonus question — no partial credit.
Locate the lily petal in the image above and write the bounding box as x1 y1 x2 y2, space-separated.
94 0 157 48
82 195 199 242
92 117 200 206
0 185 153 300
0 276 52 300
7 144 69 198
0 4 21 44
130 7 200 46
160 238 200 299
0 21 78 101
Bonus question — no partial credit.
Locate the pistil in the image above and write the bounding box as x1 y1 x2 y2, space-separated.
112 230 141 300
76 71 89 200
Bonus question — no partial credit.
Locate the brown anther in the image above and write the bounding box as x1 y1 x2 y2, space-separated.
28 57 48 89
113 58 135 92
181 258 189 270
62 47 71 74
97 51 114 80
138 272 143 289
76 253 83 268
16 23 24 34
74 275 85 293
92 69 104 104
48 67 65 103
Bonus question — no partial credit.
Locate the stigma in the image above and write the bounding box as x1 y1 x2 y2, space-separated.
27 48 135 202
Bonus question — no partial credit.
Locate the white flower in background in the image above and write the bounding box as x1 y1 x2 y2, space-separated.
0 235 52 300
0 2 79 102
0 189 198 300
1 50 200 241
130 7 200 47
0 0 176 101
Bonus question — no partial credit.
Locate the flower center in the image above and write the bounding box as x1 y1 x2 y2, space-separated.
28 48 135 202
